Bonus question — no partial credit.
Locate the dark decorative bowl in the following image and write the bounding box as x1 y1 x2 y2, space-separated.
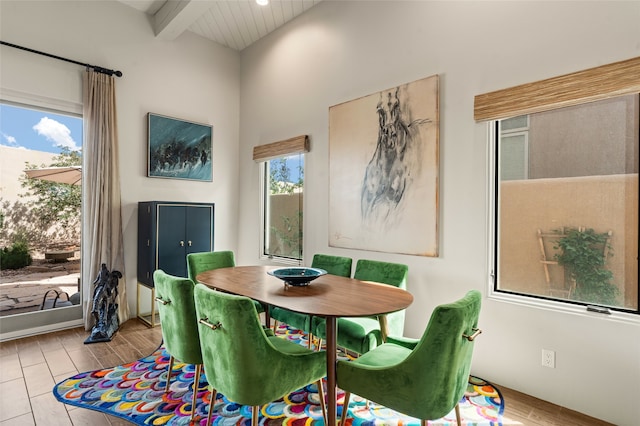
267 267 327 286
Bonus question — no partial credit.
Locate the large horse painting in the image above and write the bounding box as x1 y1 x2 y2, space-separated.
329 75 439 256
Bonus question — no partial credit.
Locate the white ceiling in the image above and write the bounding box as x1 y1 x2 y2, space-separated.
118 0 323 51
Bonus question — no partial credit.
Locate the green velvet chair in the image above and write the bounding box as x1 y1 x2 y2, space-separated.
153 269 203 422
270 254 352 347
337 290 483 426
313 259 409 355
187 250 265 316
193 284 327 426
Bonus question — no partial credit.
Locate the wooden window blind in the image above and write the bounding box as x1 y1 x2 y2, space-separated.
252 135 309 162
474 56 640 122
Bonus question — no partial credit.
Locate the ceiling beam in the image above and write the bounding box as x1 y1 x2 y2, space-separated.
153 0 212 41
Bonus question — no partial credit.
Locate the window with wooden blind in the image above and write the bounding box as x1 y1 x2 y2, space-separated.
254 136 308 263
476 57 639 314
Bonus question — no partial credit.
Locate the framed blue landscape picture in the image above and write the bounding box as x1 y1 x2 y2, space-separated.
147 113 213 182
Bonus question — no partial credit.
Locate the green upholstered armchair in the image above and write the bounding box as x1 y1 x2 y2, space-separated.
187 250 265 316
337 290 483 426
193 284 327 426
270 254 352 347
313 259 409 355
153 270 203 422
186 250 235 282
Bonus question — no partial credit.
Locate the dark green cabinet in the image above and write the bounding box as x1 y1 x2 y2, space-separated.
137 201 214 287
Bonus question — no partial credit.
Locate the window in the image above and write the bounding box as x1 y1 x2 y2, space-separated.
0 99 84 337
475 56 640 315
254 136 308 263
493 95 639 313
499 116 529 181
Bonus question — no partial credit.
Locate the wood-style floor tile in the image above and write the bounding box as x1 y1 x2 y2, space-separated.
66 348 102 372
0 412 35 426
16 339 45 368
42 348 76 377
85 342 123 369
23 362 55 398
30 392 72 426
0 377 31 422
0 340 17 357
0 352 23 383
37 333 63 352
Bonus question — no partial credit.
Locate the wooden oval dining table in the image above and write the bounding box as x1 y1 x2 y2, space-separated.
196 265 414 426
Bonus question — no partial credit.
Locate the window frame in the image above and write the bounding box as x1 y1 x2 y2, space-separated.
477 57 640 321
258 154 304 264
0 94 85 339
254 136 308 265
487 118 640 320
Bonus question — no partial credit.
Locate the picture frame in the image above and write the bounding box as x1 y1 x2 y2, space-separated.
147 113 213 182
328 74 440 257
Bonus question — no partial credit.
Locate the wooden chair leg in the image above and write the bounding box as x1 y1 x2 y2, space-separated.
308 332 314 349
316 379 327 424
273 320 279 332
421 420 427 426
206 388 217 426
190 364 202 422
165 355 175 393
340 391 351 425
252 406 259 426
455 403 462 426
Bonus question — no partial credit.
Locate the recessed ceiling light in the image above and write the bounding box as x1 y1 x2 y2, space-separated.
256 0 269 6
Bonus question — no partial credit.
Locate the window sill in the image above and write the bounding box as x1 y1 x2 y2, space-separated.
259 255 302 266
488 288 640 326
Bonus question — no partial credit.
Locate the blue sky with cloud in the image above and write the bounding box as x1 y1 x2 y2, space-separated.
0 103 82 154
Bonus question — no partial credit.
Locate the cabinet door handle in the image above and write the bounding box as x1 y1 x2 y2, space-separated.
180 240 185 247
188 240 192 247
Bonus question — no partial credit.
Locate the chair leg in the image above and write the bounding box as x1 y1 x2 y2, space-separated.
206 388 217 426
252 406 259 426
455 403 462 426
165 355 175 393
308 332 314 349
273 319 279 332
190 364 202 422
421 420 428 426
316 379 327 424
340 391 351 425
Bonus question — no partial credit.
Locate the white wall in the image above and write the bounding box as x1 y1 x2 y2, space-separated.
2 1 639 423
0 1 241 319
238 2 640 425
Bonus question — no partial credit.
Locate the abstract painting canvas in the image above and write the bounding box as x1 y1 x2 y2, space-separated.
147 113 213 182
329 75 439 256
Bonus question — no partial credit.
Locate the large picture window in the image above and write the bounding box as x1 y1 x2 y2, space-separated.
494 95 638 312
476 56 640 315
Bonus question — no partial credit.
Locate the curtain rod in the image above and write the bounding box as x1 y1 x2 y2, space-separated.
1 40 123 77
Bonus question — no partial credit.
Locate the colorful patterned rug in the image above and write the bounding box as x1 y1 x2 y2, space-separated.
53 325 503 425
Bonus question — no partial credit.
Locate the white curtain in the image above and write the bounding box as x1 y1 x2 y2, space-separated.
82 69 129 330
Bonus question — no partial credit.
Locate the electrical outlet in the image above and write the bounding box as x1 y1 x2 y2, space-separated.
542 349 556 368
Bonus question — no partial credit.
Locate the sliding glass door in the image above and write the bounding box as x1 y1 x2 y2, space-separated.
0 101 84 339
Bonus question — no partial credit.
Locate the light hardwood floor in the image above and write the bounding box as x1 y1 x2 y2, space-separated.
0 319 613 425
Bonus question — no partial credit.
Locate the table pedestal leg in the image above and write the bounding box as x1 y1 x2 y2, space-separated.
325 317 337 426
